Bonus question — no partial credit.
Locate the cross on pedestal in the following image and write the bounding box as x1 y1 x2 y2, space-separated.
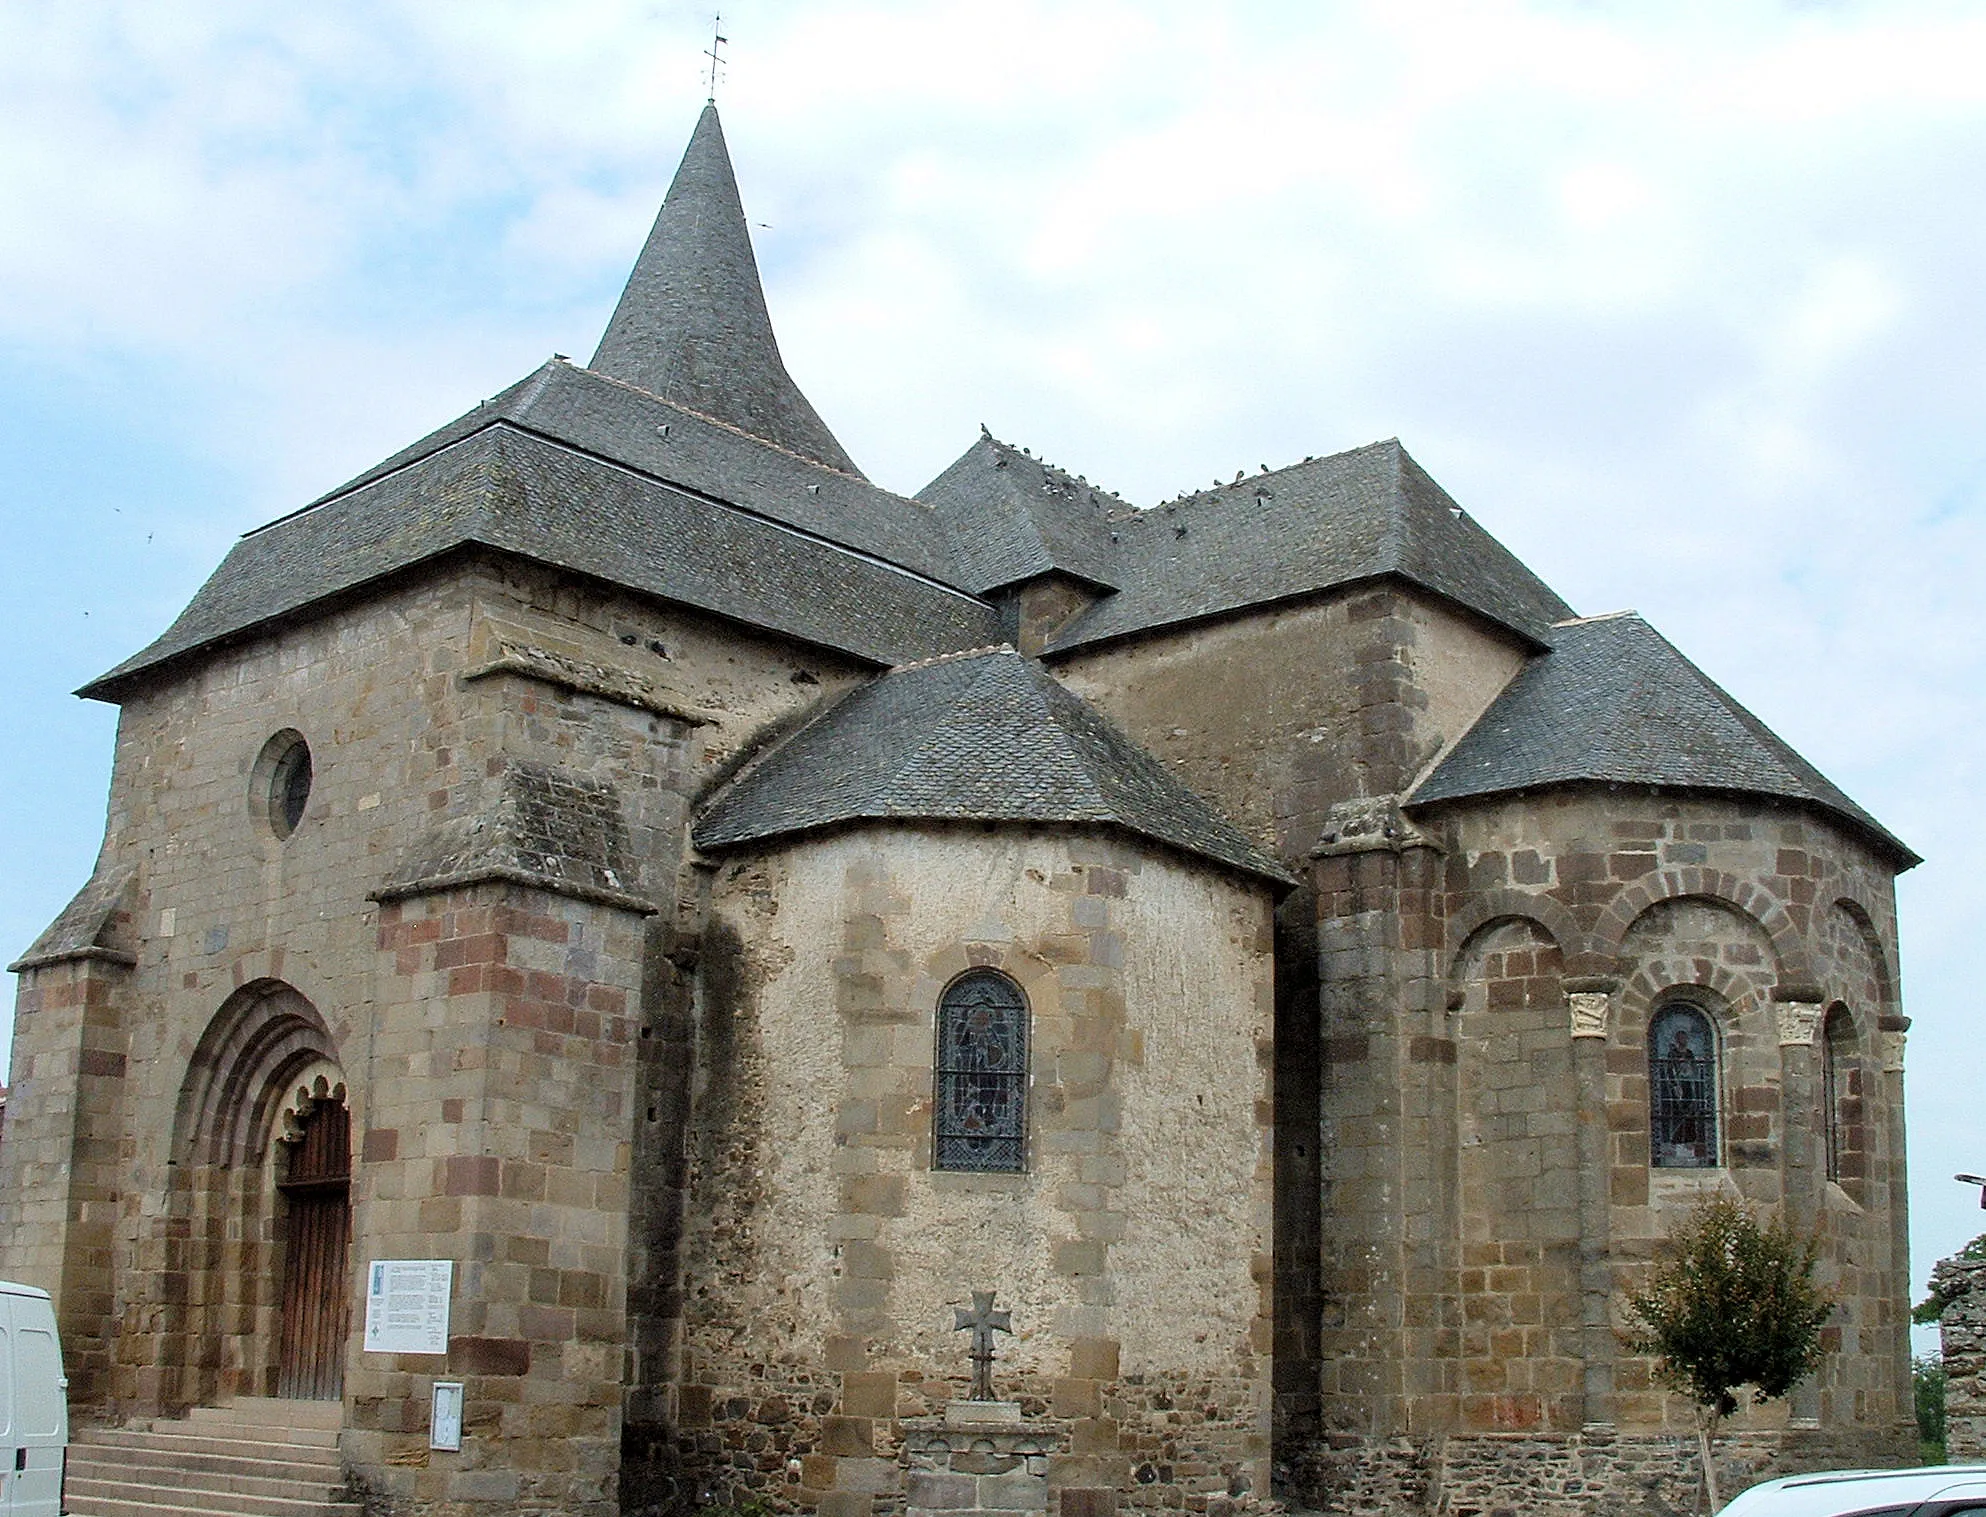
953 1290 1012 1402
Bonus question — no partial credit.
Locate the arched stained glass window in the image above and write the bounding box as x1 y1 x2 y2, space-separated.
1649 1001 1718 1168
934 971 1028 1173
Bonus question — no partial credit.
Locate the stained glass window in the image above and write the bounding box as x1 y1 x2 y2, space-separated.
1649 1002 1718 1168
934 971 1028 1173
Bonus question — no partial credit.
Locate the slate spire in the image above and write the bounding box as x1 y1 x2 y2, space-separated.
589 103 862 476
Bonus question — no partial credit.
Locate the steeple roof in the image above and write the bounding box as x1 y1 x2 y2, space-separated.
589 102 862 477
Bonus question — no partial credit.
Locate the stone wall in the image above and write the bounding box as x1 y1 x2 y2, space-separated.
1290 1424 1912 1517
1935 1255 1986 1461
634 827 1277 1517
1052 586 1528 862
1055 583 1530 1463
3 554 866 1513
1266 786 1913 1508
5 536 1919 1516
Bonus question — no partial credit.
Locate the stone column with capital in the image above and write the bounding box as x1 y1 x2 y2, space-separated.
1773 990 1825 1425
1565 977 1616 1428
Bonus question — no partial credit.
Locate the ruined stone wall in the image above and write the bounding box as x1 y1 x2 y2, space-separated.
666 827 1276 1517
1935 1255 1986 1462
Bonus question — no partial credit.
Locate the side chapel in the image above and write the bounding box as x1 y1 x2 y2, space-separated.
2 104 1918 1517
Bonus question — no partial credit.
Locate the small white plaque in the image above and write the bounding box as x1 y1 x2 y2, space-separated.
364 1259 454 1355
431 1381 464 1451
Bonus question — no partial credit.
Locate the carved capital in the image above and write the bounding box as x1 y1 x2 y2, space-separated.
275 1058 347 1144
1775 1000 1822 1048
1568 990 1611 1040
1882 1029 1907 1074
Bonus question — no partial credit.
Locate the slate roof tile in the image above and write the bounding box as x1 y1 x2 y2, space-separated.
918 433 1126 593
304 360 963 586
589 102 861 475
693 648 1293 885
1043 439 1574 653
1409 611 1915 865
82 425 1001 696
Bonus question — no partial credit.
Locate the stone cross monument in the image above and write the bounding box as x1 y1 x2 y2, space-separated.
953 1290 1012 1402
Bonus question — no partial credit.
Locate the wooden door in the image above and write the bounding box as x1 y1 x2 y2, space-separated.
277 1095 351 1400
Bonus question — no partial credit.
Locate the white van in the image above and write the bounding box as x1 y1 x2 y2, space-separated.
0 1285 67 1516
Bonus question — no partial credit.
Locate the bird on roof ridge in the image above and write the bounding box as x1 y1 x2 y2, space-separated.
588 101 863 478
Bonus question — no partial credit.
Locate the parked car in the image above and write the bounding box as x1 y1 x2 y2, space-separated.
0 1281 67 1515
1721 1465 1986 1517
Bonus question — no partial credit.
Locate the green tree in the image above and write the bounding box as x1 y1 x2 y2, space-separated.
1623 1197 1835 1513
1916 1355 1948 1464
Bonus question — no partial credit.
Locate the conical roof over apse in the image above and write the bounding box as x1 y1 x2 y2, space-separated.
692 648 1293 886
1409 611 1917 867
589 102 862 476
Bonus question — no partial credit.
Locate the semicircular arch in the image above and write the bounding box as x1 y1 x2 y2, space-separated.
1596 869 1816 987
1826 891 1898 1016
1617 957 1757 1027
173 979 342 1167
1445 890 1586 980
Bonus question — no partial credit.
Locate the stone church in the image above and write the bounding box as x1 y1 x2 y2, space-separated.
3 104 1918 1516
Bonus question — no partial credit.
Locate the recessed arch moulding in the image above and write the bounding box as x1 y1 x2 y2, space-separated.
1415 785 1911 1454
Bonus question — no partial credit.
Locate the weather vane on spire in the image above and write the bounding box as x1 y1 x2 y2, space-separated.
704 14 727 102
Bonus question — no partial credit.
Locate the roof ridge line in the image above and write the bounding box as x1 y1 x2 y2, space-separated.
483 421 988 607
1143 436 1403 519
290 415 990 612
888 643 1015 674
1552 610 1638 627
1016 662 1117 819
982 434 1136 515
869 657 1014 809
574 363 877 487
243 421 511 539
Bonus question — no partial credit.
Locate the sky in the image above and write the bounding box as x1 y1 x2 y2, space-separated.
3 0 1984 1329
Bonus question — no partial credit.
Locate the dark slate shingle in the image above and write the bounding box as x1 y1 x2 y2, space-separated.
1043 439 1575 653
693 649 1293 886
304 360 964 587
1409 612 1916 865
82 425 1002 697
589 102 861 476
918 434 1125 594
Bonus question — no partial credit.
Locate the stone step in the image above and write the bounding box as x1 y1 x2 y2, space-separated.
76 1426 343 1464
64 1484 362 1517
63 1399 354 1517
68 1444 348 1501
194 1396 345 1430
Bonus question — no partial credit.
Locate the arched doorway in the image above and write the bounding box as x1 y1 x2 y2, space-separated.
160 981 351 1409
276 1073 351 1400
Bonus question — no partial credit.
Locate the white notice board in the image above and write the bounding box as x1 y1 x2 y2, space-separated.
364 1259 454 1354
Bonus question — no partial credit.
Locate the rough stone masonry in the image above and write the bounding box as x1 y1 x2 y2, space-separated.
3 101 1917 1517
